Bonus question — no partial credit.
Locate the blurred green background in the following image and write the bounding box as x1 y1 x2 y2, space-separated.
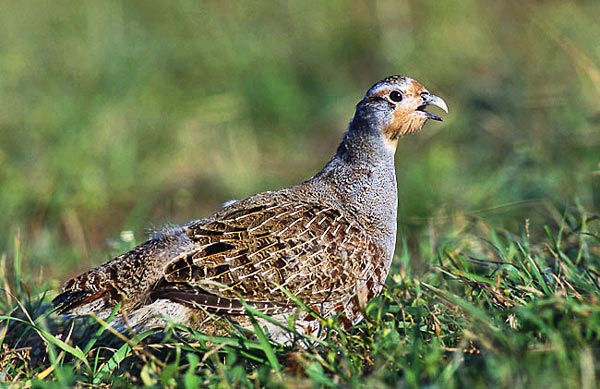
0 1 599 284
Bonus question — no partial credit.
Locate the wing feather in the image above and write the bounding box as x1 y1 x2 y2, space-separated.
161 195 373 311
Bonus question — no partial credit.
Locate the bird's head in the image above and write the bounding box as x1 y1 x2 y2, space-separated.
353 75 448 149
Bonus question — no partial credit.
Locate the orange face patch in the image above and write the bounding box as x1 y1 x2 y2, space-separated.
370 79 429 141
383 112 428 141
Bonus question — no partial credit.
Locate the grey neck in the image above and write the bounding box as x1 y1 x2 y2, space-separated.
306 119 398 254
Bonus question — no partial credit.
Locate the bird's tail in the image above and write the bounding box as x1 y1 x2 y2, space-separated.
52 226 192 317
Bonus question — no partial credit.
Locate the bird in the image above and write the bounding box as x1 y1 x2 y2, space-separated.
52 75 447 343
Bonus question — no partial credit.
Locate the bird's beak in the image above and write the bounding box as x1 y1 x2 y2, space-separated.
418 94 448 121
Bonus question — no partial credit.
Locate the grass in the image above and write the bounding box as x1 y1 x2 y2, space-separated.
1 0 600 387
1 204 599 387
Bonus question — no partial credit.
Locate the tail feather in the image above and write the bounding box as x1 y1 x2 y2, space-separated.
52 289 110 314
52 228 192 317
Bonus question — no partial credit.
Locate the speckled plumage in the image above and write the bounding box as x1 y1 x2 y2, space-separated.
53 75 447 342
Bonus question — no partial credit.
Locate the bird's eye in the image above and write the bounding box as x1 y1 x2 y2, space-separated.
389 91 403 102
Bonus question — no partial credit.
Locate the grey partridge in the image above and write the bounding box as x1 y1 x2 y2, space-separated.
53 75 447 342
